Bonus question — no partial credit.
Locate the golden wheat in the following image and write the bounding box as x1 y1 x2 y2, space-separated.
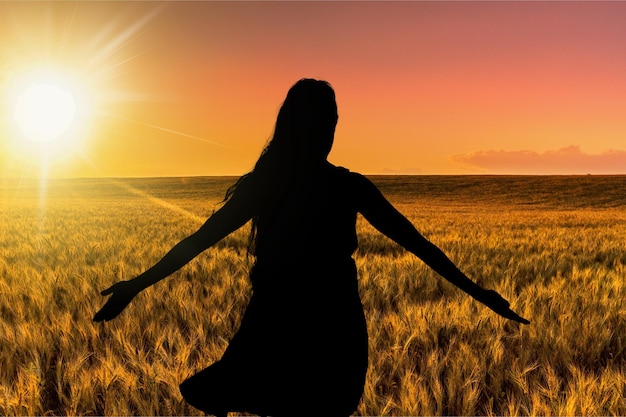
1 176 624 416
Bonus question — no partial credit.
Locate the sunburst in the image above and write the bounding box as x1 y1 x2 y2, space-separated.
1 3 174 177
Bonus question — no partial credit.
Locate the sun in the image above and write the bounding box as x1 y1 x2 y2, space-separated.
14 82 77 144
1 3 167 178
6 68 93 158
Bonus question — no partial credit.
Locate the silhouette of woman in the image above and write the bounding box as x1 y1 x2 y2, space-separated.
94 78 529 416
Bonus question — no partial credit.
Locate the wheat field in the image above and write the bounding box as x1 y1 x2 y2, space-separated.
1 175 625 416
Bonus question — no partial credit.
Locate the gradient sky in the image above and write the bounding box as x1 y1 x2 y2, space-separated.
1 1 626 178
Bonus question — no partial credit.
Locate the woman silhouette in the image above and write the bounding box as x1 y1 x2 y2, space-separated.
94 78 529 416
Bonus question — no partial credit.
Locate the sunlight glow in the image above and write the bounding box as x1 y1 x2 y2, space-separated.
6 68 94 161
1 2 168 179
14 82 77 143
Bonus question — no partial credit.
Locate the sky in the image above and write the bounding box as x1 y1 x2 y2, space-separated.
1 1 625 178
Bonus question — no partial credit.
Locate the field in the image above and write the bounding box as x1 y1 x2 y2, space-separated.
1 175 625 416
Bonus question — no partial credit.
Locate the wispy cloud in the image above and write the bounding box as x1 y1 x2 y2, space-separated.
453 146 626 174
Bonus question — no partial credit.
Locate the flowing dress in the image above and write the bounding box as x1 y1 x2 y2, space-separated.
180 164 368 416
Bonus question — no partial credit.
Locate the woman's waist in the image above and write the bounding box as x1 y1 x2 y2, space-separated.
250 255 357 292
252 254 355 273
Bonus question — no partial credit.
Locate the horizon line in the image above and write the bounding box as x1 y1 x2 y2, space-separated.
3 172 626 181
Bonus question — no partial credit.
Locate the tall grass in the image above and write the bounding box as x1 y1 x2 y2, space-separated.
1 175 624 415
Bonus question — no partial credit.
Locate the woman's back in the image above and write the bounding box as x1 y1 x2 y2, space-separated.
208 163 369 415
253 162 359 274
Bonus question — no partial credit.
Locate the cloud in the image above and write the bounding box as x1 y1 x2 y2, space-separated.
452 146 626 174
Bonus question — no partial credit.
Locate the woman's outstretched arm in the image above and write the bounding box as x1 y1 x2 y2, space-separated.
353 174 529 324
93 186 255 322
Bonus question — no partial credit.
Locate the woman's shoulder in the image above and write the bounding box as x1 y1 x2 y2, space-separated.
325 163 373 197
326 162 365 180
328 163 370 186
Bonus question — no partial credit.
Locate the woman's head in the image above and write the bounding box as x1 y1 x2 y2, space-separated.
224 78 339 252
272 78 338 164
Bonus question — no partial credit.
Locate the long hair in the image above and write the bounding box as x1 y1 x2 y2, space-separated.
223 78 338 254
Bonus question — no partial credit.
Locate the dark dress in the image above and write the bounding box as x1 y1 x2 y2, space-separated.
180 164 368 416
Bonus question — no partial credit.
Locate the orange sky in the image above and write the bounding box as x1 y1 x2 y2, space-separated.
1 1 626 178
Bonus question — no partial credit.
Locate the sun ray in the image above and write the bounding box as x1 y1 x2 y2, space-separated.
80 154 205 224
59 1 78 54
105 112 237 149
84 4 165 74
109 179 205 224
2 2 219 181
1 3 172 179
88 48 154 83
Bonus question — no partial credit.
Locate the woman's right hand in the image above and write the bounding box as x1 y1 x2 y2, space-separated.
93 280 142 322
479 289 530 324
